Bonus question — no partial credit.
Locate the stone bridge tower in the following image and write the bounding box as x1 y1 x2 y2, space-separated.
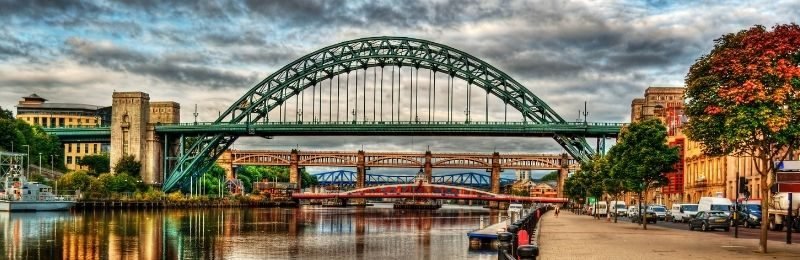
111 92 179 185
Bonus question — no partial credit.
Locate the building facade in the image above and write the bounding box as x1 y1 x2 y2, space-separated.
628 87 768 207
15 94 111 170
629 87 686 207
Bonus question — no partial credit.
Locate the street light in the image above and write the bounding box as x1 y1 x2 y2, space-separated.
21 145 30 178
38 152 42 176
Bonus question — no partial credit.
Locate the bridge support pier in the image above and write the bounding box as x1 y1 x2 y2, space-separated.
289 149 301 190
355 150 366 205
489 152 501 209
424 150 433 182
557 153 569 198
217 150 234 180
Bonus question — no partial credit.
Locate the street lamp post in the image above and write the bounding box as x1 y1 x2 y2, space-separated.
22 145 30 178
38 152 42 176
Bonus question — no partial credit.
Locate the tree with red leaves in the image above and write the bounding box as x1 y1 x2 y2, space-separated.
684 24 800 253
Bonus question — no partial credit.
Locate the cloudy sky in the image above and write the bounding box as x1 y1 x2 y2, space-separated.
1 0 798 171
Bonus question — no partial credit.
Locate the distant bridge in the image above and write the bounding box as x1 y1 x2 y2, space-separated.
292 183 567 203
312 170 516 189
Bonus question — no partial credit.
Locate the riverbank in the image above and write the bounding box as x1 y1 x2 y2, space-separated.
73 199 298 210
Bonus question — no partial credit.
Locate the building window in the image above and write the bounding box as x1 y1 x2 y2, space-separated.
67 156 72 164
84 144 88 154
93 144 98 153
59 118 65 126
33 117 39 125
67 144 72 153
77 144 81 154
75 157 81 164
69 118 73 122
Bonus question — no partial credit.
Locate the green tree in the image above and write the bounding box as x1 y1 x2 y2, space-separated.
200 164 227 196
78 153 110 176
0 106 12 120
603 148 629 223
114 155 141 177
235 166 318 193
56 170 93 193
683 24 800 253
538 171 559 182
97 173 138 193
611 118 678 230
0 119 66 170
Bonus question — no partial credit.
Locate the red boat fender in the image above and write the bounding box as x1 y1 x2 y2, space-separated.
517 229 529 245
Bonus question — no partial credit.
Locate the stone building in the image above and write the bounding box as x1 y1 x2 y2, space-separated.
110 92 180 184
629 86 685 206
628 86 768 206
15 94 111 170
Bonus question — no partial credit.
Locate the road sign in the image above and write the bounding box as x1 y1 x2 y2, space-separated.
587 197 597 204
777 183 800 193
777 172 800 183
776 161 800 171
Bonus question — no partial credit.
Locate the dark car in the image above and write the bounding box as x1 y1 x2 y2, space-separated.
733 204 761 228
632 209 657 224
689 211 730 231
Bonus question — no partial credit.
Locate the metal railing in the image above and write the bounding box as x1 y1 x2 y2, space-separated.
497 205 549 260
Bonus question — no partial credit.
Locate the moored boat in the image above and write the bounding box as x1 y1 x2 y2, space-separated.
0 152 76 211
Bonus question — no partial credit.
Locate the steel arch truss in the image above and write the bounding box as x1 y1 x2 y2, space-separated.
162 36 594 191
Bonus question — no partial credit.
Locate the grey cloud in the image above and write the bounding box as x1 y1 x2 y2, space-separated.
64 37 255 89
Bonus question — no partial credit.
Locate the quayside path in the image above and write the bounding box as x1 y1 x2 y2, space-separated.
537 211 800 260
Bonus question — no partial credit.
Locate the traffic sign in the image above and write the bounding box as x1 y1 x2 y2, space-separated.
776 161 800 171
777 172 800 183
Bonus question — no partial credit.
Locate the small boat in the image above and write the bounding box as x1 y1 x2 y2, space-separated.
0 153 75 211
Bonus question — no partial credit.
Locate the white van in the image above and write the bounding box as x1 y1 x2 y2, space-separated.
596 201 608 216
698 197 733 216
670 204 699 222
609 201 627 216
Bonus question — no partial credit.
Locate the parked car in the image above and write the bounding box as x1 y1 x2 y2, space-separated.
670 204 699 223
689 211 731 231
732 203 761 228
632 208 657 224
648 205 668 220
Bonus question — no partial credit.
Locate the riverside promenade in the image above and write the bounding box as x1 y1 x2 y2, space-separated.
537 211 800 259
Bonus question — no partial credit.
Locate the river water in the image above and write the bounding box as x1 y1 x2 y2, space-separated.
0 203 503 259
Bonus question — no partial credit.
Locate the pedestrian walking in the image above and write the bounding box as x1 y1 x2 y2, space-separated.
555 206 560 218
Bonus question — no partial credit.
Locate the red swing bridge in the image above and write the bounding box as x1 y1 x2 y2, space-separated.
291 182 568 203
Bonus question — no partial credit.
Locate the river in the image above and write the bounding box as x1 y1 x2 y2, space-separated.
0 203 504 259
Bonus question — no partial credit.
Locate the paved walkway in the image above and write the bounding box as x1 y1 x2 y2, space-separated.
538 211 800 259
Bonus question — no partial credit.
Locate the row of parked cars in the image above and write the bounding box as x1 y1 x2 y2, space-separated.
598 197 763 231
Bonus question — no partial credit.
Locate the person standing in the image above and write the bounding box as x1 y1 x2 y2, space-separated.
555 205 560 218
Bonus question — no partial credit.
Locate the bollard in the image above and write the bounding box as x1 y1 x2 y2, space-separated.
497 232 513 260
517 245 539 260
507 224 519 258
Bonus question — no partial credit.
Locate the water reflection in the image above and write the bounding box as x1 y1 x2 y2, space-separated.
0 203 497 259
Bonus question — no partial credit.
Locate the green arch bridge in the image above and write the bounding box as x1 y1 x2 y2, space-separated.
43 36 625 192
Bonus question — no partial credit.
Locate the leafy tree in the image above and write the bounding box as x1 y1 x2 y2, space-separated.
611 118 679 230
683 24 800 253
604 147 630 223
114 155 141 177
538 171 559 182
0 119 65 170
78 153 110 176
0 106 12 120
56 170 93 193
235 165 318 193
97 173 138 193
